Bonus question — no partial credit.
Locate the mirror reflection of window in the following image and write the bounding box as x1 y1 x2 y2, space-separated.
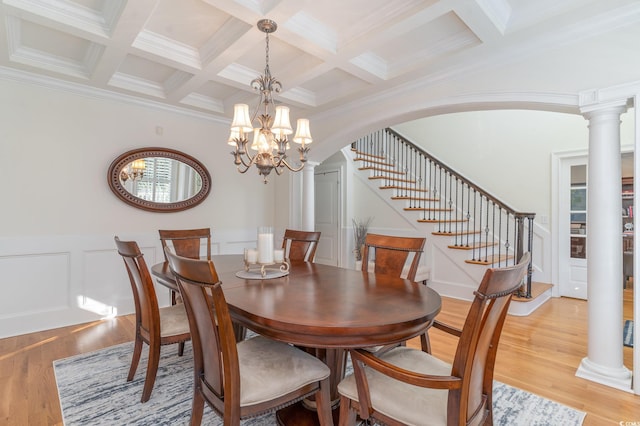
135 158 172 202
121 158 203 203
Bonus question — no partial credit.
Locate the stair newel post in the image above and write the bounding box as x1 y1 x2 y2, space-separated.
453 177 462 245
498 206 504 263
515 213 525 267
487 196 493 263
465 183 471 247
428 158 434 221
417 153 422 211
410 145 416 201
438 167 445 231
474 194 482 261
505 210 512 268
442 171 447 231
478 195 484 262
491 201 497 262
402 140 407 196
526 216 535 296
514 213 531 298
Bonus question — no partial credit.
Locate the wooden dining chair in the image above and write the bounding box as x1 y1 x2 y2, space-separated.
360 233 425 283
164 249 334 426
282 229 321 262
114 237 191 403
158 228 211 305
360 233 428 352
337 253 531 426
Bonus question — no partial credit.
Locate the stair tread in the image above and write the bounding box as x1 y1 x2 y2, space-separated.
418 218 468 223
404 207 452 212
359 166 404 175
432 230 481 236
381 186 429 192
352 150 385 160
369 176 416 183
355 158 394 167
512 282 553 302
391 196 439 202
448 241 498 250
465 254 514 265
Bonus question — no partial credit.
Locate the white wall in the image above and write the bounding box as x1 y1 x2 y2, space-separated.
0 79 285 338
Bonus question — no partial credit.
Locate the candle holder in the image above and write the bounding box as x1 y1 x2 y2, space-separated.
237 227 289 279
242 258 290 278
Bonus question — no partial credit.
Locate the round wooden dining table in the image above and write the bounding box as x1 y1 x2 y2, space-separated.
152 255 441 425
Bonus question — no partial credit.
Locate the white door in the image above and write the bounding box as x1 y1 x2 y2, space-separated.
314 170 340 266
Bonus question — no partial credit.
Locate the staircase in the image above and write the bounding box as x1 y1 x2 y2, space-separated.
350 128 544 306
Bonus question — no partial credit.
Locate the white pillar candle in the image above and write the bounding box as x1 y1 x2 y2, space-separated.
274 248 284 263
247 249 258 264
257 227 274 264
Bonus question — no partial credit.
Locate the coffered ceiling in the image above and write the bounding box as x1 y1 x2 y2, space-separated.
1 0 639 130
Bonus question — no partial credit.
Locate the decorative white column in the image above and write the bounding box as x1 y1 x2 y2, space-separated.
289 170 303 230
576 100 632 391
301 161 318 231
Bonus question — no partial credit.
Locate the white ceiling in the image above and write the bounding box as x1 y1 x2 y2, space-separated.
1 0 639 153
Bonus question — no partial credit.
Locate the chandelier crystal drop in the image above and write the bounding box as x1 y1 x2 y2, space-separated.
227 19 312 183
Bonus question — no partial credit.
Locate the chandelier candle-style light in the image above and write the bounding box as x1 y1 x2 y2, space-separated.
119 158 146 182
228 19 312 183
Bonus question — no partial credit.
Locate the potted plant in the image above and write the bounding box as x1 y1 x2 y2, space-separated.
352 217 372 262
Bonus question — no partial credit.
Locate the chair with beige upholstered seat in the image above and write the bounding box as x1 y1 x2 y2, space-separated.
114 237 191 403
165 248 333 426
282 229 321 262
337 253 530 426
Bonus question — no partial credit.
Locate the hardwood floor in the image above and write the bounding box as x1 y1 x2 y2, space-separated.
0 294 637 425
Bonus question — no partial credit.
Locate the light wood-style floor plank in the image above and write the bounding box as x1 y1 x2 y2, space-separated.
0 294 637 425
406 290 638 426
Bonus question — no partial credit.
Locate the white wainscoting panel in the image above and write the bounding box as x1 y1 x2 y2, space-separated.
1 252 70 317
0 230 256 339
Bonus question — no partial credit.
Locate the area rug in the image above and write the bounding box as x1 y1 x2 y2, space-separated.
54 342 586 425
624 320 634 347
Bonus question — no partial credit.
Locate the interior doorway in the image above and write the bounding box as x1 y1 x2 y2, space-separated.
314 169 341 266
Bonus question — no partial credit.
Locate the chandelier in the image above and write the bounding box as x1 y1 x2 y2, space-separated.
120 158 146 182
228 19 312 183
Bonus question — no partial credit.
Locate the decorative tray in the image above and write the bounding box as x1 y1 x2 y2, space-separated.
235 269 289 280
235 260 290 280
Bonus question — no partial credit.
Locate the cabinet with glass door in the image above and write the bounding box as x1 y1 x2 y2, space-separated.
570 184 587 259
622 177 633 287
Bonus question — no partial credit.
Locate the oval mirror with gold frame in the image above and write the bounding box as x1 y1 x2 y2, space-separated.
107 147 211 212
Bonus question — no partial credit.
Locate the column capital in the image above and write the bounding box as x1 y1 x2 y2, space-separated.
304 161 320 170
580 99 628 118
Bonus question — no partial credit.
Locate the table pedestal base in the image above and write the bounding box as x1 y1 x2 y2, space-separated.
276 401 340 426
